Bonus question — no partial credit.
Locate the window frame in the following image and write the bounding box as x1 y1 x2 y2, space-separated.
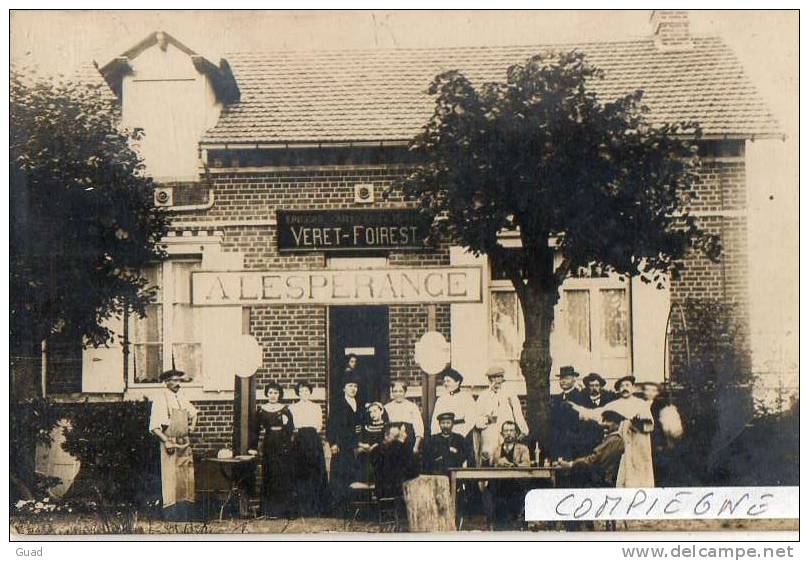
127 254 204 388
486 259 633 380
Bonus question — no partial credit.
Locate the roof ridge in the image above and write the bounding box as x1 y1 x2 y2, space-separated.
219 35 723 58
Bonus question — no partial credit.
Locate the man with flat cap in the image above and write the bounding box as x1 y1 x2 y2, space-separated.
429 367 477 438
475 366 529 464
326 371 365 510
422 412 474 475
578 372 616 455
550 365 585 460
149 369 198 521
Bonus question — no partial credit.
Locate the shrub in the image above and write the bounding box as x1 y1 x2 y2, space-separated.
667 298 754 484
61 399 161 507
10 399 161 508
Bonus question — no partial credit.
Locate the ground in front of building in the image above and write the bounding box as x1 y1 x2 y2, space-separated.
11 513 798 535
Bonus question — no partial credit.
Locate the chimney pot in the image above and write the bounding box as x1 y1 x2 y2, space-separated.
650 10 693 51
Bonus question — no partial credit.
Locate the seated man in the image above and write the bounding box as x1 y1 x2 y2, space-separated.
484 420 531 530
557 410 626 488
422 412 474 475
372 423 418 499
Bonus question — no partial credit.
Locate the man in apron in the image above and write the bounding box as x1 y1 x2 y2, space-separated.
149 368 198 520
474 366 529 464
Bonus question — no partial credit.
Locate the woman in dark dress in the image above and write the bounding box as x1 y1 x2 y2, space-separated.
289 381 327 516
326 373 365 510
256 382 295 518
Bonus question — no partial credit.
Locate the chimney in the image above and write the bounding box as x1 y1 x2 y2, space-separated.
650 10 693 51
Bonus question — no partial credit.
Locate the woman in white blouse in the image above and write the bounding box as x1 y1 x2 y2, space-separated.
384 380 424 454
288 381 327 515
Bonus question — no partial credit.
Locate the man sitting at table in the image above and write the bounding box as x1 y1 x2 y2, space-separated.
422 412 474 475
484 420 531 530
557 410 626 488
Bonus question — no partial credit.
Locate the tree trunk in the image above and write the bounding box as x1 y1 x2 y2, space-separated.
403 475 456 532
519 284 559 453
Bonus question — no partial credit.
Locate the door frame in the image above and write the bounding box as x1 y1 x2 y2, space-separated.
325 304 391 413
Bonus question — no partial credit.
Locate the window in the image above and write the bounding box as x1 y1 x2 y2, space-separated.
490 291 523 362
487 267 632 380
129 258 202 385
131 266 163 383
564 289 591 352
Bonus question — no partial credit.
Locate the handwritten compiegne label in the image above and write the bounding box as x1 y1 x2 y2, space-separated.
191 267 483 306
524 487 798 521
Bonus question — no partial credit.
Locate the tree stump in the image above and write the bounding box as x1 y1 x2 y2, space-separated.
402 475 455 532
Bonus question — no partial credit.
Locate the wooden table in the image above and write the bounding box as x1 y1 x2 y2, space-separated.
202 456 258 520
447 466 560 529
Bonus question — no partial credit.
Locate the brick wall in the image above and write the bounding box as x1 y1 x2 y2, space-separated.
192 401 234 458
179 165 450 448
668 157 751 379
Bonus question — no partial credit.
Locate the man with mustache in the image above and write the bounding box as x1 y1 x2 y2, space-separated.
578 372 616 456
474 366 529 464
570 375 655 488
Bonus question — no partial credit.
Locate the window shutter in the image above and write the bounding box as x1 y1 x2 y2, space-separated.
81 314 126 393
630 276 670 381
201 247 247 392
449 247 488 386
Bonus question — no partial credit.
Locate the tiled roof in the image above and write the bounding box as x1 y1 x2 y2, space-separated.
201 36 780 145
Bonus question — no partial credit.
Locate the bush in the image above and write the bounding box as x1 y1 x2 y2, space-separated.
10 399 161 508
10 398 63 501
61 399 161 506
708 398 799 486
667 298 754 484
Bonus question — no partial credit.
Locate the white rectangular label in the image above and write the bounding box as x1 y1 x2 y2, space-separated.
524 487 798 521
191 267 483 306
344 347 375 356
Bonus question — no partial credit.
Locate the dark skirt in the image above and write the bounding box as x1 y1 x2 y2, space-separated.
293 427 327 516
261 429 294 517
329 449 362 507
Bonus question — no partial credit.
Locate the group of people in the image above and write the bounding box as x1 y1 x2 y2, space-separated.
243 359 537 520
148 359 682 526
551 365 683 491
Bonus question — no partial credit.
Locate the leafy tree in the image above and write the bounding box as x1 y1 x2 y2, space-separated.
400 51 720 448
10 68 167 377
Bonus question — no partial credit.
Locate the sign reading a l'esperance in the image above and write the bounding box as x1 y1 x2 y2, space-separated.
191 267 483 306
276 209 430 252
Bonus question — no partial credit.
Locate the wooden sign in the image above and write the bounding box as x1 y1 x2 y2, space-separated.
276 209 429 252
191 267 483 306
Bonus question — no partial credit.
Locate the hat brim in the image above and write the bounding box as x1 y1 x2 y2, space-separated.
159 369 185 382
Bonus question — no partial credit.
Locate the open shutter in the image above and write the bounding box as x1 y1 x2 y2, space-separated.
631 276 670 381
201 247 247 392
450 246 488 386
81 314 126 393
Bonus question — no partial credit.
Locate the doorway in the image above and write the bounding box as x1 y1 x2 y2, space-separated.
328 305 390 408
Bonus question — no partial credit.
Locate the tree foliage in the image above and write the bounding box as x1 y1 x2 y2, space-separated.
400 51 721 445
11 68 168 351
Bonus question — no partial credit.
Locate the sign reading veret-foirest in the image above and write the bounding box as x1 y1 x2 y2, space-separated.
276 209 429 252
191 267 483 306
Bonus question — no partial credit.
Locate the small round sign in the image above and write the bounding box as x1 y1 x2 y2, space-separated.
414 331 450 375
234 334 263 378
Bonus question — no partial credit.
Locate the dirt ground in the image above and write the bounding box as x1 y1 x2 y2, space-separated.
11 513 798 536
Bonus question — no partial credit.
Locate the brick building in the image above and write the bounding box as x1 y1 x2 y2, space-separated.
42 11 778 455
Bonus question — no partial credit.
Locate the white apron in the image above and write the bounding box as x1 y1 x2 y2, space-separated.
160 408 195 508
